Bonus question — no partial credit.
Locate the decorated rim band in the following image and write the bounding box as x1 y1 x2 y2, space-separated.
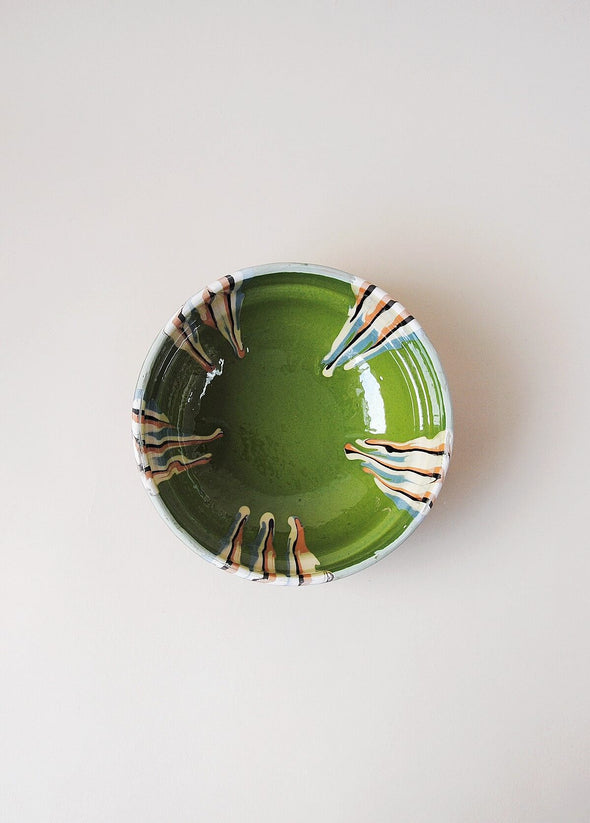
132 263 453 584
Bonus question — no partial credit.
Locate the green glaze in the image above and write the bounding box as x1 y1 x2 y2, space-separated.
133 265 451 583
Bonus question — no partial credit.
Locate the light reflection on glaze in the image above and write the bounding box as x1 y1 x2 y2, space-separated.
358 362 387 434
199 358 224 402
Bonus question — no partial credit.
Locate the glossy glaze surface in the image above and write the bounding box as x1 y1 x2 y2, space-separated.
133 264 452 583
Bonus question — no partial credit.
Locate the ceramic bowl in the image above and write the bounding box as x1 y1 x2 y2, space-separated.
132 263 452 584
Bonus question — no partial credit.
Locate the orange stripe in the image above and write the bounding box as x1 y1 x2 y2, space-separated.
133 413 168 428
367 311 408 345
362 295 393 326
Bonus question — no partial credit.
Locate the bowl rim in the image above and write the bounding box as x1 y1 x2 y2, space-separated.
132 262 453 584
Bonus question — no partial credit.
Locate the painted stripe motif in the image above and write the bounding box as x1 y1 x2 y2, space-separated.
164 273 246 370
132 392 222 494
217 509 334 585
344 431 451 519
322 279 422 376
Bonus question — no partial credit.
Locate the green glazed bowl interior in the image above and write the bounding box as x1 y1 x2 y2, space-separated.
133 263 452 584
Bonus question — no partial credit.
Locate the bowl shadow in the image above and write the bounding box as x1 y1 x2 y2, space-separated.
378 276 523 542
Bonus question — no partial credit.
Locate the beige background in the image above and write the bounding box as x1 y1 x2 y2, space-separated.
2 2 590 821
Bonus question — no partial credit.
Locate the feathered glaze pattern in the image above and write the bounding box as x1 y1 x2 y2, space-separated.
344 431 451 520
164 273 245 370
132 393 222 494
217 509 334 585
322 279 421 376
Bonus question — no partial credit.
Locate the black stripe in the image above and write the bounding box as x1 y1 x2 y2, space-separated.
143 436 218 450
366 442 446 457
132 409 169 425
224 288 237 349
362 314 415 354
349 283 376 322
289 525 298 580
222 512 248 569
143 413 167 423
344 446 442 478
206 290 221 331
325 299 394 370
227 527 239 566
291 524 305 586
181 328 213 367
262 517 274 580
383 485 430 504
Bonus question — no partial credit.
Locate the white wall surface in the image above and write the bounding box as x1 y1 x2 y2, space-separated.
2 2 589 821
